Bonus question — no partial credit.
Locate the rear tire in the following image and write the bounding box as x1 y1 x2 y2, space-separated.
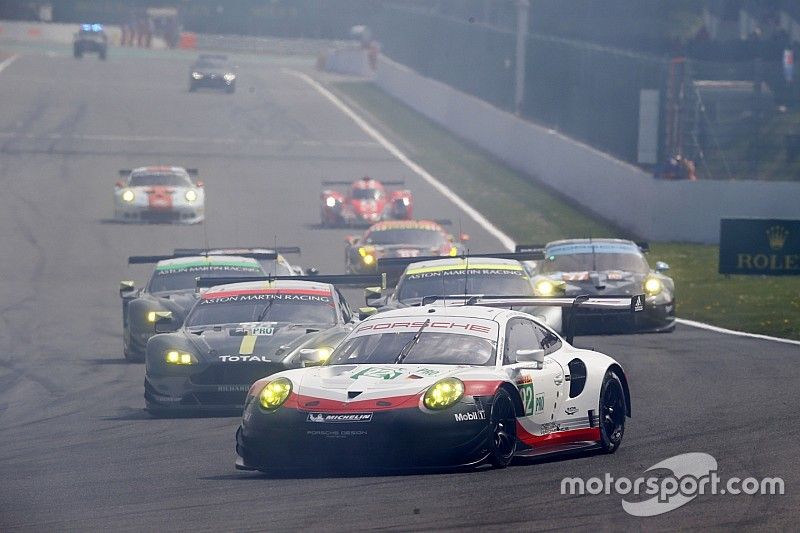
488 389 517 468
598 371 626 453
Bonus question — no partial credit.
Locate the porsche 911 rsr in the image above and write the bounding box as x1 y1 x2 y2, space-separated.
235 296 638 472
120 254 267 362
320 176 412 227
114 166 205 224
344 220 466 278
520 239 675 332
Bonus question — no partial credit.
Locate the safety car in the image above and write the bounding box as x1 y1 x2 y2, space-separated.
320 176 412 227
235 295 639 472
73 24 107 60
114 166 205 224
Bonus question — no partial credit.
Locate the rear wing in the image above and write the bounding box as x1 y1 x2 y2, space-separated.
128 252 278 264
322 179 405 187
118 168 198 177
464 294 645 344
173 247 301 256
196 273 386 289
377 250 546 271
515 244 545 253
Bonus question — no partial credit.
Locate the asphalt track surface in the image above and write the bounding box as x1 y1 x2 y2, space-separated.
0 48 798 531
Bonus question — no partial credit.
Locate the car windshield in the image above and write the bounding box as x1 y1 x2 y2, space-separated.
130 172 193 187
352 188 381 200
195 59 225 69
540 249 649 274
396 267 533 303
148 263 263 293
366 228 446 246
329 331 496 366
185 291 336 327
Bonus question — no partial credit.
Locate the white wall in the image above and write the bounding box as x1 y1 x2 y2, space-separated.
373 57 800 243
0 20 166 49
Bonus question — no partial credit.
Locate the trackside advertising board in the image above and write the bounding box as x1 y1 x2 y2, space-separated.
719 218 800 275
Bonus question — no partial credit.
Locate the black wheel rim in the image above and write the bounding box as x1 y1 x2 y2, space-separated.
491 396 516 461
601 380 625 442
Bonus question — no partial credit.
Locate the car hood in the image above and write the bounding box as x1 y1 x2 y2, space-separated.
186 322 334 361
539 271 646 294
368 244 441 258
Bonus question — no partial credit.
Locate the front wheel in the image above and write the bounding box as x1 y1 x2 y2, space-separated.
598 371 626 453
487 389 517 468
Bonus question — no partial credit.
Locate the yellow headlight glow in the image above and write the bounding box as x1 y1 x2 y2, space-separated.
147 311 158 322
121 189 135 203
165 350 195 365
362 254 375 265
448 246 458 257
535 279 558 296
423 378 465 410
259 377 292 410
644 277 662 296
185 189 197 202
316 347 332 362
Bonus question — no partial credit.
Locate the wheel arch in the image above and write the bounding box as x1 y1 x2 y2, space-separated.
608 363 631 417
497 382 524 418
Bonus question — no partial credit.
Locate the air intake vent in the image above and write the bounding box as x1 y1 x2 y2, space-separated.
348 391 363 399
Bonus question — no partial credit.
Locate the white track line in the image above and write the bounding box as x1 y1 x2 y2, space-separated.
0 54 19 74
676 318 800 346
287 69 516 252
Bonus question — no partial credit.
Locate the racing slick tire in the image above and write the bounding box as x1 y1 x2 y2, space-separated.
598 370 626 453
487 389 517 468
73 45 82 58
189 83 197 93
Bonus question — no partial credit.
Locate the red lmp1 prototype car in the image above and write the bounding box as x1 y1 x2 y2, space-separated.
320 176 413 227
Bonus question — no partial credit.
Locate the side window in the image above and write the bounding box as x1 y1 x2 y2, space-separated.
503 318 540 365
532 323 562 354
336 289 352 323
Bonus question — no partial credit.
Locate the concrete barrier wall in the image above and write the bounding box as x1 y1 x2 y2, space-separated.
322 45 371 77
373 57 800 243
0 20 166 48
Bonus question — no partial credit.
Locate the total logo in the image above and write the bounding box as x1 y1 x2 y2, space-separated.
454 410 486 422
218 355 271 362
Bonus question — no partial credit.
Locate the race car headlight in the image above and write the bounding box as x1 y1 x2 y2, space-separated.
316 346 333 362
223 73 236 81
448 246 458 257
191 72 203 80
644 277 662 296
325 196 337 207
423 378 464 410
121 189 135 203
401 197 410 206
259 377 292 410
362 254 375 265
147 311 158 323
184 189 198 203
165 350 196 365
535 279 563 296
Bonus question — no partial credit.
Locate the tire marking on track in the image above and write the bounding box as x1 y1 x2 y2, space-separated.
286 69 516 252
676 318 800 346
0 54 19 74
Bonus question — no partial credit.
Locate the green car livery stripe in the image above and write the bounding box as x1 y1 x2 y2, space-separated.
156 260 258 271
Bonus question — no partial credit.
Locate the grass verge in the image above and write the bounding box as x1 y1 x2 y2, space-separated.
333 81 800 340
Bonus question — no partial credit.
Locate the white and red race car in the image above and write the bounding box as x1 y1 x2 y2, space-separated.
114 166 205 224
320 176 412 227
236 295 641 473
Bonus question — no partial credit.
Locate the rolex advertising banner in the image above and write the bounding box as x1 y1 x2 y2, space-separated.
719 219 800 275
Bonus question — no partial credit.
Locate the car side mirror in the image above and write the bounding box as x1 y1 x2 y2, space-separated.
298 347 332 367
516 348 544 367
306 267 319 276
655 261 670 273
120 280 136 297
358 306 377 320
345 235 359 245
153 311 175 333
364 287 383 306
460 233 470 242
